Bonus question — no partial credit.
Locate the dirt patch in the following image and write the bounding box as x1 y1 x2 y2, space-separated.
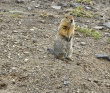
0 0 110 93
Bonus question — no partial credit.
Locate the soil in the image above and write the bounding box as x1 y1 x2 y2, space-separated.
0 0 110 93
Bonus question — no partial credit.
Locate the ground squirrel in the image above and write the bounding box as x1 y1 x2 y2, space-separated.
47 14 75 61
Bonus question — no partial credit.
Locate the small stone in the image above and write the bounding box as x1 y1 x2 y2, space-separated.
70 3 80 8
16 0 25 3
10 67 17 73
30 29 34 31
80 42 86 46
88 78 92 81
93 80 98 83
86 20 90 23
104 32 110 37
12 67 17 70
58 2 67 7
85 6 92 10
64 8 73 12
64 80 70 86
105 83 110 87
39 20 45 23
100 15 104 17
12 79 15 84
24 51 30 54
24 58 29 62
13 30 18 33
76 62 81 66
51 5 61 9
103 22 110 28
92 26 103 30
27 7 32 11
35 5 39 8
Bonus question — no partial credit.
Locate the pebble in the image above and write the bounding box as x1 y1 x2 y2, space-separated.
80 42 86 46
51 5 61 9
64 80 70 86
16 0 25 3
24 58 29 62
85 6 92 10
70 3 80 8
13 30 18 33
64 8 73 12
88 78 92 81
10 67 17 73
35 5 39 8
39 20 45 23
86 20 90 23
58 2 67 7
12 79 15 84
27 7 32 11
93 80 98 83
103 22 110 28
92 26 103 30
30 29 34 31
12 67 17 70
104 32 110 37
100 14 104 17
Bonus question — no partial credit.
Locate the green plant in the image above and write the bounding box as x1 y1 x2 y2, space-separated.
72 7 94 17
85 0 91 3
76 0 92 4
107 39 110 44
10 14 22 18
76 0 81 3
75 26 101 39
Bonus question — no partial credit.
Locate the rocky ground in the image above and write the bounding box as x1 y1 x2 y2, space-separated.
0 0 110 93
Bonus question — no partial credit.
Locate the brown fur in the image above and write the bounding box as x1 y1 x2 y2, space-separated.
53 14 75 60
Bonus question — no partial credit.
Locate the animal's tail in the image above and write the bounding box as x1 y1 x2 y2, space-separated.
47 48 54 55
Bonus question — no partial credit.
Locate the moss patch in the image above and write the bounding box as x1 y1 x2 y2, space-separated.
75 26 101 39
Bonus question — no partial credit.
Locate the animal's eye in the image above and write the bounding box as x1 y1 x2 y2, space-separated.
65 17 68 19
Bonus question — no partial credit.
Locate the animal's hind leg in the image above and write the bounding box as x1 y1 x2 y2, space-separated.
65 46 73 61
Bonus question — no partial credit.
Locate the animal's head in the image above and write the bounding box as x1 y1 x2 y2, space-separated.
61 14 74 26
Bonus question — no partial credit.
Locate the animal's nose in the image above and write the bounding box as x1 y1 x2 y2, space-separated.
71 19 73 23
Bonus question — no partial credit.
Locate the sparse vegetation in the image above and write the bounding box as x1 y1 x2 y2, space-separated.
0 11 23 18
107 39 110 44
10 14 23 18
76 0 91 4
40 11 48 17
72 7 94 17
76 0 81 3
75 26 101 39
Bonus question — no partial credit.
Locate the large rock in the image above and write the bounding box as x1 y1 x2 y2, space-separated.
103 22 110 28
70 3 81 8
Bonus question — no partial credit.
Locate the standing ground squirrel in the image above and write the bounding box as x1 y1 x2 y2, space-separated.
47 14 75 61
